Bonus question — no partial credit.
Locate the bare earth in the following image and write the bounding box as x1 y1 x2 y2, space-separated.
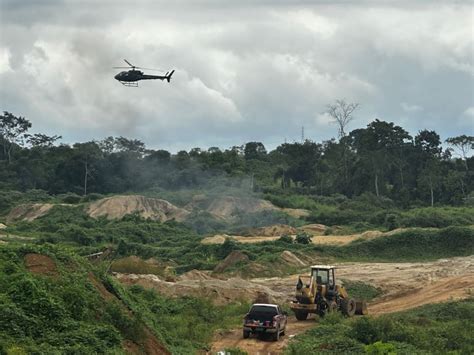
209 255 474 354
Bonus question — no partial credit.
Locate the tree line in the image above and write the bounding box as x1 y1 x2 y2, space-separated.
1 110 472 207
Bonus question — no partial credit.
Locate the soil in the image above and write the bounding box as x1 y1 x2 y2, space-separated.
0 223 6 229
208 255 474 354
24 253 58 276
245 224 297 237
86 195 190 222
280 251 305 267
214 251 250 273
210 316 317 355
205 196 278 220
7 204 55 222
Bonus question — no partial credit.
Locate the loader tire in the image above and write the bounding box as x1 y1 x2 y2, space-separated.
328 301 338 313
294 310 308 320
243 330 250 339
341 298 356 317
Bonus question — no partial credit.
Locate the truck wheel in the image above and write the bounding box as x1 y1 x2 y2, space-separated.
273 327 280 341
341 298 356 317
243 330 250 339
294 310 308 320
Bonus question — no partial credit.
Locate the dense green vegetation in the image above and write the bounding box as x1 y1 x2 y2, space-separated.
285 299 474 354
1 111 473 209
0 244 247 354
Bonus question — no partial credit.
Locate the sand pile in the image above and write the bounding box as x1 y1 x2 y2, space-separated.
214 251 249 273
177 269 213 281
7 204 56 222
280 251 306 267
206 196 278 220
299 223 327 235
86 195 190 222
115 273 284 306
201 234 229 245
246 224 297 237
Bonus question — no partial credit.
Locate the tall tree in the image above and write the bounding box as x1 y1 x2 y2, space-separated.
446 135 474 171
0 111 32 163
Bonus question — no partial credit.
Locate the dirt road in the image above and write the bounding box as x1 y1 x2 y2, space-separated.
210 316 316 355
210 256 474 354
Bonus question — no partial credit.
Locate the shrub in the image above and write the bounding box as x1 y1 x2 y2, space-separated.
277 234 293 244
295 232 311 244
59 193 82 204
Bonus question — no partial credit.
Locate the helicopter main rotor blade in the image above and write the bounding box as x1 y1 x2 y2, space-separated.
136 67 166 72
113 66 130 69
124 59 134 67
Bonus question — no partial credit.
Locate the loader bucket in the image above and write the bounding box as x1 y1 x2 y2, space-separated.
355 300 368 315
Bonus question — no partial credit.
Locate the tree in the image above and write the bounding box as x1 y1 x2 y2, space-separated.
72 142 102 195
26 133 62 148
0 111 32 163
326 99 359 138
244 142 267 160
446 135 474 171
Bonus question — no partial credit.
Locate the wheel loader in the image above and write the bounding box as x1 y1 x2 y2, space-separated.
290 265 368 320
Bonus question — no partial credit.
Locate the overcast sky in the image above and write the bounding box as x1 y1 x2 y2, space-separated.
0 0 472 152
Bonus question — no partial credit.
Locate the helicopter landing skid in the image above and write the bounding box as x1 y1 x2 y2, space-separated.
120 81 138 87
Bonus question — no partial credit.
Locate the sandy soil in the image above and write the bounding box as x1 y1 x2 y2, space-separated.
210 316 317 355
209 255 474 354
86 195 189 222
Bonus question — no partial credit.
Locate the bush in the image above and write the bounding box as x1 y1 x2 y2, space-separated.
277 234 293 244
59 193 82 204
295 232 311 244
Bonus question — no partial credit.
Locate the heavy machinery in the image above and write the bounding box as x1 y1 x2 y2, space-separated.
290 265 367 320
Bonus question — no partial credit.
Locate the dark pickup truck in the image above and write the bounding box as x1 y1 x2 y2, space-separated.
243 303 288 341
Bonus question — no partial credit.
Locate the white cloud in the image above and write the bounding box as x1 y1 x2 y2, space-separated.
0 1 472 151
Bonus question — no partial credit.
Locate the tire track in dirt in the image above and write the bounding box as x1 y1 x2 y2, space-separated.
209 256 474 354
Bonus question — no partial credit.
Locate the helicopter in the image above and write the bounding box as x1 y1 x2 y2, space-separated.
113 59 174 87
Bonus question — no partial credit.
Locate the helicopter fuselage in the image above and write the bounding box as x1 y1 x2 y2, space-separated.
114 70 164 82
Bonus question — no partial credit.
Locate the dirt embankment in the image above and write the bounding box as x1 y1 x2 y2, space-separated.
7 204 57 222
86 195 190 222
204 196 278 220
24 253 59 276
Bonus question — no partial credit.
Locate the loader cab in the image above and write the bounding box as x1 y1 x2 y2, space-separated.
311 265 336 288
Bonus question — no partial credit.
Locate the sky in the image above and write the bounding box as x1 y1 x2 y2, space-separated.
0 0 473 152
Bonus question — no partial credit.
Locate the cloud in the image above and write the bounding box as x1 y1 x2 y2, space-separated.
0 1 472 151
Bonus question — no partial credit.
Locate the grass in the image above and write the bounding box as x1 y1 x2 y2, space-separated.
285 298 474 354
0 244 249 355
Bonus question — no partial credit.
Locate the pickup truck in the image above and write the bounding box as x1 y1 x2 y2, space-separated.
243 303 288 341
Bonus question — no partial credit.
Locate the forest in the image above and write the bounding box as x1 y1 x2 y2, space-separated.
1 111 473 208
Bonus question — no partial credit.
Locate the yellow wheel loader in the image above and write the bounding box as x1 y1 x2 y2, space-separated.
290 265 368 320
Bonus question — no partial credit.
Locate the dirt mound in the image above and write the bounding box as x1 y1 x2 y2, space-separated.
86 195 190 222
115 273 284 306
177 269 213 281
24 253 58 276
282 208 310 218
8 204 55 222
201 234 229 245
280 251 306 267
299 223 327 235
206 196 277 220
246 224 297 237
0 223 6 229
369 274 474 315
214 251 249 273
